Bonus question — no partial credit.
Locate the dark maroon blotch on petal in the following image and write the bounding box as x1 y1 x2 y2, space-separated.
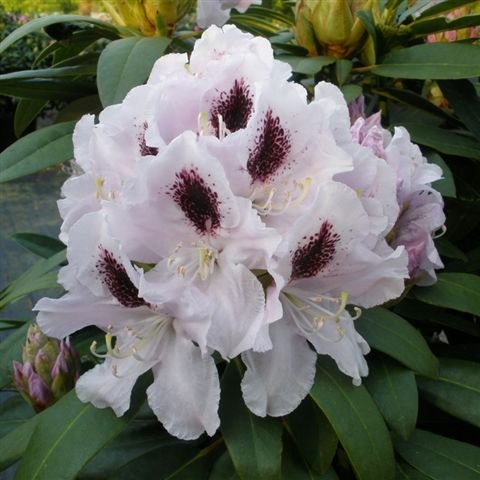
96 248 146 308
247 109 291 183
139 122 159 157
168 167 222 235
291 221 340 280
210 78 254 137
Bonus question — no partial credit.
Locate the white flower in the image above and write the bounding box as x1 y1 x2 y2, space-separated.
196 0 262 28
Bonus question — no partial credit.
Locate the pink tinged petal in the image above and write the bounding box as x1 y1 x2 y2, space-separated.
72 114 95 172
147 53 189 85
241 319 316 417
147 328 220 440
206 261 266 358
197 0 231 27
24 363 54 410
12 361 25 391
76 355 152 416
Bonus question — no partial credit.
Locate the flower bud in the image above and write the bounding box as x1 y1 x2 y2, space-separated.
12 325 79 412
104 0 193 36
295 0 369 58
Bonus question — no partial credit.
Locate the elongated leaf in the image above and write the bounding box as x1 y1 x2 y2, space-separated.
426 152 456 198
0 322 30 389
0 65 97 81
413 273 480 316
395 429 480 480
0 250 66 309
220 362 282 480
417 0 480 19
14 99 47 138
439 80 480 142
364 358 418 440
310 358 395 480
417 358 480 427
276 55 336 74
397 122 480 160
12 233 66 259
0 414 40 470
55 95 102 123
209 451 240 480
410 14 480 35
355 308 438 377
0 396 35 438
396 460 432 480
15 377 148 480
286 396 338 475
435 238 467 261
372 44 480 79
0 121 75 183
0 15 119 55
97 36 170 107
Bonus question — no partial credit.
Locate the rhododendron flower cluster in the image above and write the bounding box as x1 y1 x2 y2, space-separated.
35 25 445 440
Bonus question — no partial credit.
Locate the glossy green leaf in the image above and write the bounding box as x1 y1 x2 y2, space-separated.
364 358 418 440
396 122 480 160
372 44 480 79
439 80 480 142
410 14 480 35
394 298 480 337
286 396 337 474
336 60 352 86
395 429 480 480
310 358 395 480
0 121 75 183
14 99 47 138
0 319 28 331
55 95 102 123
15 378 148 480
0 14 119 55
0 414 40 470
396 460 431 480
276 55 336 74
417 0 480 19
0 322 30 389
426 152 456 198
209 451 241 480
0 250 65 309
12 233 66 259
341 84 362 103
413 273 480 316
220 362 282 480
97 36 170 107
417 358 480 427
0 395 35 438
355 308 438 377
435 238 467 261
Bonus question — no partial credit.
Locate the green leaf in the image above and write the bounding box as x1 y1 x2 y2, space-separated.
0 250 66 310
395 429 480 480
372 44 480 79
310 357 395 480
413 273 480 316
55 95 102 123
435 238 467 261
0 414 40 470
426 152 456 198
12 233 66 259
0 121 75 183
396 122 480 161
394 299 480 338
409 14 480 36
417 358 480 428
286 396 338 475
14 99 47 138
355 308 438 377
0 322 30 389
275 55 336 75
0 15 119 55
396 460 432 480
341 84 363 103
439 80 480 142
364 357 418 440
15 378 148 480
417 0 480 20
0 395 35 438
220 361 283 480
97 36 170 107
209 451 241 480
335 60 352 86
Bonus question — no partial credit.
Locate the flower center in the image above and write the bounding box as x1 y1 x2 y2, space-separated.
290 221 340 280
168 167 222 235
96 247 147 308
168 243 217 281
247 109 291 183
210 78 253 137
